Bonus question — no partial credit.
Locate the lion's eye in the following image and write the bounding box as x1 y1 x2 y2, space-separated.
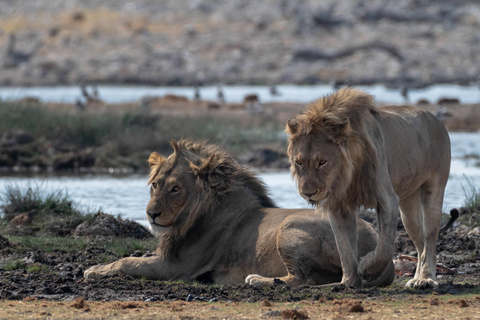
319 160 327 167
295 160 302 166
171 186 181 193
152 183 157 189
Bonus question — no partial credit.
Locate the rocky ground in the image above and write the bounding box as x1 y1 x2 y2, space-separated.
0 205 479 303
1 0 480 88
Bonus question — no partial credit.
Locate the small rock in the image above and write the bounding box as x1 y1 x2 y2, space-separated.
11 213 31 226
23 251 45 264
0 234 10 249
70 297 88 309
281 309 309 319
349 303 364 313
458 299 469 308
74 212 153 239
265 310 282 317
261 300 273 307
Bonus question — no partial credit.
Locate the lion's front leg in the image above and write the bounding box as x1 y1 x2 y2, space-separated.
359 196 398 282
84 261 122 280
327 209 363 288
84 256 166 280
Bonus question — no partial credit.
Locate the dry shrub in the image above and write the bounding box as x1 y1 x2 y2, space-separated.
458 299 469 308
112 301 144 309
281 308 309 319
348 303 364 313
261 300 273 307
70 297 88 309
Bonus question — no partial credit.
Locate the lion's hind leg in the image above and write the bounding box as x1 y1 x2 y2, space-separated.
246 215 343 288
245 273 303 288
400 185 443 289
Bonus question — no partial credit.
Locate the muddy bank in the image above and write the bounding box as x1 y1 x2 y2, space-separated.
0 207 479 302
0 128 289 173
1 1 480 87
1 97 479 174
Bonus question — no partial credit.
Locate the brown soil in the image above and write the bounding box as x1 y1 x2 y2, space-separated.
0 209 479 305
1 296 480 320
0 207 478 320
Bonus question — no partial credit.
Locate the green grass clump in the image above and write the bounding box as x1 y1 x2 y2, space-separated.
96 237 158 262
1 184 81 221
462 175 480 211
0 102 142 146
0 101 286 170
3 259 26 271
26 264 48 273
6 235 89 253
0 183 94 236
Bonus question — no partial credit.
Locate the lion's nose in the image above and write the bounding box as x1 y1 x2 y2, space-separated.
146 211 161 220
302 190 318 198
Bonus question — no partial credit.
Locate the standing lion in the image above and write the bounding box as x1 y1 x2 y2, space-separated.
84 139 394 287
286 87 450 289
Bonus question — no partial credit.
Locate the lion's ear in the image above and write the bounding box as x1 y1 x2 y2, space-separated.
286 118 299 135
190 155 230 192
148 152 164 167
330 119 351 144
170 140 180 155
190 155 215 177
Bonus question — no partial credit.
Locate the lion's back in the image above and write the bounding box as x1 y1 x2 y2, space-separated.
375 105 451 197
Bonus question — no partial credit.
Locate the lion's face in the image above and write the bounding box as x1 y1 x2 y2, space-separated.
146 154 196 234
288 132 349 206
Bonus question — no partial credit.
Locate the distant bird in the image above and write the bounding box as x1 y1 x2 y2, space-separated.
194 86 201 102
269 85 281 96
434 106 452 123
217 86 225 103
75 98 85 111
330 80 347 90
400 86 409 103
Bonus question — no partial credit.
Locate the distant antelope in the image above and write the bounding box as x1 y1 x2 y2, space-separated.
243 94 262 111
76 83 103 111
81 83 102 104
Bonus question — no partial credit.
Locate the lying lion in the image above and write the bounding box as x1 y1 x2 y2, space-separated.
84 139 394 287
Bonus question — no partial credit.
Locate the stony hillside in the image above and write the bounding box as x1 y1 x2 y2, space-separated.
1 0 479 88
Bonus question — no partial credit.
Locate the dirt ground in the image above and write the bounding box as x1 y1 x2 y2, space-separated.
1 98 480 318
0 207 479 319
1 295 480 320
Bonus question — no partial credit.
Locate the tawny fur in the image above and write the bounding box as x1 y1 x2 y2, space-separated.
286 87 451 289
84 139 394 287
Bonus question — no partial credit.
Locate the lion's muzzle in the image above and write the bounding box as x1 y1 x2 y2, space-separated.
146 211 162 225
301 190 329 206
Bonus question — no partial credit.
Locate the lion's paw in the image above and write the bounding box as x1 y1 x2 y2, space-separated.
84 265 109 280
405 278 438 289
245 274 276 288
358 252 392 283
